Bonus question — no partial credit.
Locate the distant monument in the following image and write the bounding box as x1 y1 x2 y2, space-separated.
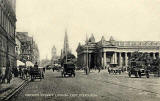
51 45 58 65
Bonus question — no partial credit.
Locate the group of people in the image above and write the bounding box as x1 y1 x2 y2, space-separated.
0 61 41 84
81 65 106 75
0 61 13 84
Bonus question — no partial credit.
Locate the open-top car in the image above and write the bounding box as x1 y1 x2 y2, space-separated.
30 66 44 81
128 61 149 78
61 62 75 77
108 64 122 74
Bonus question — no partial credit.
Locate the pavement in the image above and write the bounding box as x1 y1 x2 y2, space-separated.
9 70 160 101
0 77 29 101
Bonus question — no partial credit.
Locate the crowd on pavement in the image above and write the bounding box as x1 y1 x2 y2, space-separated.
0 61 44 84
0 61 46 99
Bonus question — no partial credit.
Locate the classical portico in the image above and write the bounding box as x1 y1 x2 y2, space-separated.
76 35 160 69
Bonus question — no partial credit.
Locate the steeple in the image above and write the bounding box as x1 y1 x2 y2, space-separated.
78 42 81 47
51 45 57 59
101 35 106 44
101 36 106 41
109 36 115 41
89 33 95 43
85 34 89 44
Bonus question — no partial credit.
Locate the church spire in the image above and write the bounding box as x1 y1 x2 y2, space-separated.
85 34 89 44
109 36 115 41
101 36 105 41
89 33 95 43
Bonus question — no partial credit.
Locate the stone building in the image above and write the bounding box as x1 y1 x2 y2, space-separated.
0 0 17 72
76 34 160 69
15 33 21 60
16 32 40 64
32 41 40 64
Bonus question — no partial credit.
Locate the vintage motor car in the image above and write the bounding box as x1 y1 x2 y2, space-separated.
108 64 122 74
128 61 149 78
30 67 44 81
61 62 75 77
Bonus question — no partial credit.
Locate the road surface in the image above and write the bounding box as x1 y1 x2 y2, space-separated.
10 70 160 101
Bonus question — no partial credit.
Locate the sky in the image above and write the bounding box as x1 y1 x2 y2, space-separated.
16 0 160 60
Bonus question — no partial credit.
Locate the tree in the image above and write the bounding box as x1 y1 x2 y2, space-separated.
61 53 76 65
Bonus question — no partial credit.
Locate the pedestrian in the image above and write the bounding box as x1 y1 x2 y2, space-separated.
19 67 22 78
23 68 28 79
98 66 101 73
15 67 19 77
34 62 39 69
52 67 54 72
85 67 88 75
7 67 12 84
94 65 97 71
0 68 3 83
5 61 12 84
43 67 45 73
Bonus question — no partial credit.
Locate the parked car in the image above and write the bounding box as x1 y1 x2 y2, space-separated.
128 61 149 78
108 64 122 74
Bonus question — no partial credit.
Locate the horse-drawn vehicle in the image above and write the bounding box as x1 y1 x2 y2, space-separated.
61 62 75 77
30 67 44 81
128 61 149 78
108 64 122 74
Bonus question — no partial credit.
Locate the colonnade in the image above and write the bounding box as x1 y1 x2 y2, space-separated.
78 51 160 68
101 52 160 67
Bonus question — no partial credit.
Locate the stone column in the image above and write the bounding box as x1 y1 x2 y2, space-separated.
84 53 86 67
125 52 128 66
119 52 122 67
104 52 106 68
101 52 104 67
114 52 117 64
82 54 84 67
111 53 114 64
89 54 91 68
153 53 156 59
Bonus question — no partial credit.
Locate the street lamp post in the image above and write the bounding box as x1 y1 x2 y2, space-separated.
86 44 89 75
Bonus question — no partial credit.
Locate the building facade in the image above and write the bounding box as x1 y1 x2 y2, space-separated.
15 33 21 60
76 35 160 69
16 32 40 64
0 0 17 72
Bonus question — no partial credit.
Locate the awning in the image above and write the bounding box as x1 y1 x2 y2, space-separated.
54 64 59 66
17 60 25 66
26 61 34 67
38 67 44 69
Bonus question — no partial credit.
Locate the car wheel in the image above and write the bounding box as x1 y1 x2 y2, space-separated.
146 74 149 78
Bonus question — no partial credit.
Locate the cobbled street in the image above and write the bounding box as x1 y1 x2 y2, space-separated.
10 70 160 101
